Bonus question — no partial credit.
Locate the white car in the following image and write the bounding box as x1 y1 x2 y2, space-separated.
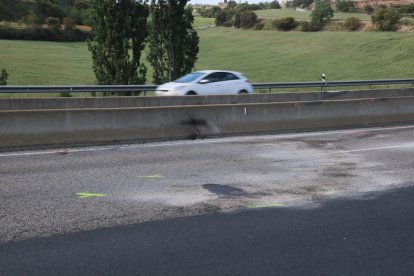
155 70 253 96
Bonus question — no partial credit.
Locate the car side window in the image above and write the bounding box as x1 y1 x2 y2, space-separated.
222 73 240 81
202 72 240 83
203 73 223 83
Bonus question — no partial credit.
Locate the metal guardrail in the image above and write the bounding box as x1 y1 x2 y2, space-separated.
0 85 158 93
0 79 413 94
254 79 414 90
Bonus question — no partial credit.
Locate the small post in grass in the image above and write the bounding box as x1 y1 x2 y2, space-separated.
321 73 327 91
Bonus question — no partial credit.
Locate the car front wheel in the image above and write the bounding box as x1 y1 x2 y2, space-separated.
186 91 197 95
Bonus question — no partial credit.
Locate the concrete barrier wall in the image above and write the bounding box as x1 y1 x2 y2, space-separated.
1 96 414 151
1 88 413 110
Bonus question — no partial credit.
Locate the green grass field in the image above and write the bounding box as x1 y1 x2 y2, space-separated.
1 27 413 88
256 8 372 21
193 16 215 28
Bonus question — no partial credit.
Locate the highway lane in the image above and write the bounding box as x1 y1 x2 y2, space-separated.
1 185 414 275
1 125 414 245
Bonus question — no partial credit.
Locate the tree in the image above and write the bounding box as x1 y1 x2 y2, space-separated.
364 5 374 14
310 0 334 28
0 62 8 86
227 0 237 9
24 10 44 27
291 0 313 8
87 0 149 91
371 6 401 31
147 0 199 84
75 0 91 10
336 0 354 13
215 8 235 26
35 0 66 20
270 1 282 9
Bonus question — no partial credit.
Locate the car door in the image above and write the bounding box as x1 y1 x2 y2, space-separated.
198 72 224 95
203 72 241 95
220 72 242 94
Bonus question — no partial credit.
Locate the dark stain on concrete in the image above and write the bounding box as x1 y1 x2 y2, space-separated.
181 118 209 140
181 118 208 127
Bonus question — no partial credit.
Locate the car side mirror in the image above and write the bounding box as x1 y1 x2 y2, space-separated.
198 79 210 84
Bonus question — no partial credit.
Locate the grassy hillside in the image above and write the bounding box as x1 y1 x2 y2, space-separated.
256 8 372 21
1 27 413 86
197 28 414 82
193 17 215 28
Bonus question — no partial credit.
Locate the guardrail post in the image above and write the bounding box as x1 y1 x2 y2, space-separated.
268 88 271 94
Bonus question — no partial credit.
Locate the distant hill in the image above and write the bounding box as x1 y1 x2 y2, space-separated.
0 0 91 25
0 0 33 21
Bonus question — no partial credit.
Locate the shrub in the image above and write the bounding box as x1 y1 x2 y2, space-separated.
399 4 414 14
0 26 93 42
324 20 344 31
63 17 77 30
260 19 275 30
272 17 297 31
239 10 258 29
46 17 61 32
364 5 374 14
215 9 235 26
301 20 323 31
301 21 310 31
199 6 221 18
254 22 265 30
344 17 361 30
371 7 401 31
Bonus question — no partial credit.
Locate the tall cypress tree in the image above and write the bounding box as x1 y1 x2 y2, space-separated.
0 62 8 86
87 0 149 93
148 0 199 84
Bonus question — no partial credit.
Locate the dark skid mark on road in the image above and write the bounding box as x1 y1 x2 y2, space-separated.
322 162 356 178
300 139 335 149
202 184 248 197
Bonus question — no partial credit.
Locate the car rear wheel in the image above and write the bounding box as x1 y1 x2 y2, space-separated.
238 90 248 94
186 91 197 95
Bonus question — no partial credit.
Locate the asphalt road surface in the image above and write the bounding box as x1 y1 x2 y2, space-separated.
1 125 414 275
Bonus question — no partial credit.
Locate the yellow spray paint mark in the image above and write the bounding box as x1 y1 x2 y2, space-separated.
76 192 107 199
247 203 285 209
139 173 165 180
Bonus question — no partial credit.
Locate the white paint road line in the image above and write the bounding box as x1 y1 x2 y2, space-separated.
334 143 414 154
0 147 113 157
1 125 414 158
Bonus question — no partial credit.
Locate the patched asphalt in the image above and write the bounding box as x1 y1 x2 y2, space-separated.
1 125 414 243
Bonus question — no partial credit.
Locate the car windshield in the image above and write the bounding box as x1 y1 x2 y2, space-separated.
174 72 204 83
